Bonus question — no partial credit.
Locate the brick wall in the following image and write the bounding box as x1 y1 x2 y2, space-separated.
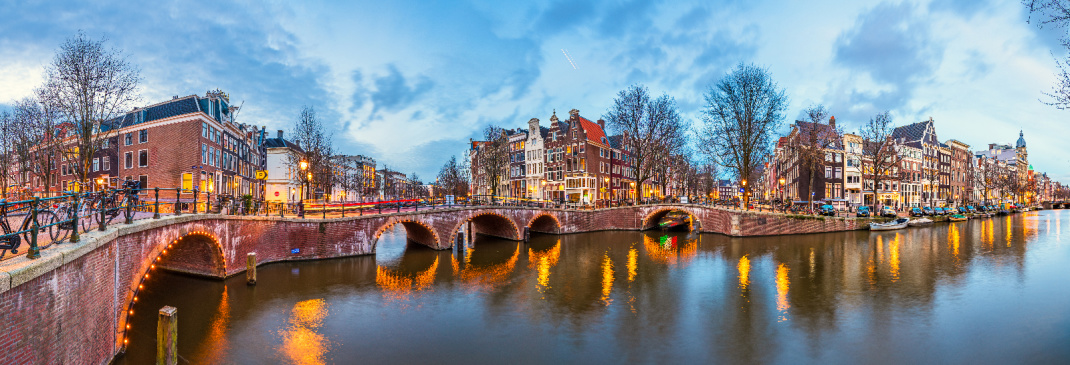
0 204 880 365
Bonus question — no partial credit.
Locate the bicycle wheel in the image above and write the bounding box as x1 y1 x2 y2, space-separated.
27 210 61 246
48 209 70 243
79 201 97 233
102 197 121 226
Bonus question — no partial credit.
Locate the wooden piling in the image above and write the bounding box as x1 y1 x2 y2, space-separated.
246 252 257 285
157 306 177 365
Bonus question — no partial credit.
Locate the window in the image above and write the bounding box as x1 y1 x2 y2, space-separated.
139 175 148 190
834 167 842 179
125 152 133 169
103 157 110 171
202 144 208 164
125 133 133 146
138 150 148 167
200 171 207 191
824 167 832 178
92 158 99 172
182 173 193 191
102 139 109 148
139 129 148 143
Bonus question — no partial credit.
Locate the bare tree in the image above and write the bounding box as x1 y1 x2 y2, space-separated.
40 31 140 188
859 111 904 211
436 155 469 198
699 63 788 209
788 104 843 209
972 157 1003 205
289 106 334 200
12 97 66 196
0 111 15 198
475 125 510 202
603 84 689 201
1024 1 1070 108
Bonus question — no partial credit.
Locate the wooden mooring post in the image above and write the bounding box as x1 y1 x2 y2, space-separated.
157 306 178 365
247 252 257 285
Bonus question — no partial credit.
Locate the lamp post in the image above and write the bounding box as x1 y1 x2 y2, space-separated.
299 159 309 201
779 177 786 212
741 179 747 210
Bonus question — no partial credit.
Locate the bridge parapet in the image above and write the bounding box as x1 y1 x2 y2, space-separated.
0 204 879 365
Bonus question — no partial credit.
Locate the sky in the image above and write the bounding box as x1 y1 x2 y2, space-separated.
2 0 1069 181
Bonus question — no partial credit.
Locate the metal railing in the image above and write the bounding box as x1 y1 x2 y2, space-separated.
2 187 829 262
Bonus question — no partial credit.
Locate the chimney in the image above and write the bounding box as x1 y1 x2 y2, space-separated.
278 130 284 139
597 119 605 130
569 109 579 119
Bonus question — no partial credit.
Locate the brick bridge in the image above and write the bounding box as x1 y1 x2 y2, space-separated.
0 204 875 364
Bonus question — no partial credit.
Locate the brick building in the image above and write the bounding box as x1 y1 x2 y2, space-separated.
50 90 267 202
543 109 612 204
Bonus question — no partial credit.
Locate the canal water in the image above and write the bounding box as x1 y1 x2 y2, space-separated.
118 210 1070 364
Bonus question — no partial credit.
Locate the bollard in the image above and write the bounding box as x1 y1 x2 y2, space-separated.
247 253 257 285
154 188 160 219
27 198 40 259
157 306 178 365
70 192 80 243
175 187 182 216
192 189 199 214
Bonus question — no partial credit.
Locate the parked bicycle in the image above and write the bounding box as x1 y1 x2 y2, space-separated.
0 198 61 259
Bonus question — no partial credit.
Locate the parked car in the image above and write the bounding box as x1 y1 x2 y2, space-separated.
967 206 977 213
819 204 837 216
856 206 871 217
936 207 947 215
910 207 924 217
922 206 935 215
957 207 968 214
880 206 898 218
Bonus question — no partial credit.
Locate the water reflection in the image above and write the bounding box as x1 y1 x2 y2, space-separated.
278 298 331 365
119 212 1070 364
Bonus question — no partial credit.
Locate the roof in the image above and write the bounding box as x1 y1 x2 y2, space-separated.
607 135 623 149
793 120 842 149
891 119 938 146
1016 130 1026 148
263 137 304 153
101 96 201 132
576 116 608 146
539 126 549 139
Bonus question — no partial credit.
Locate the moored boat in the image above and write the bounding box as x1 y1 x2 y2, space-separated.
657 211 691 231
870 218 909 231
949 214 968 222
907 218 933 226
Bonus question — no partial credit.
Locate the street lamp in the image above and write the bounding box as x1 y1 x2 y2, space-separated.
779 177 786 212
299 160 309 201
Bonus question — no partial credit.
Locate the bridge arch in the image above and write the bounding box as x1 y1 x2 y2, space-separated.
641 207 703 231
118 230 226 351
527 214 561 234
372 218 441 250
451 212 521 245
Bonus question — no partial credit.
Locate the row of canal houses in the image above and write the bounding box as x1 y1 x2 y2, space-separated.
766 117 1054 210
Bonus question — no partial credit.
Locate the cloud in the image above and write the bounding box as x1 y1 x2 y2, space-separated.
370 65 433 115
829 1 945 126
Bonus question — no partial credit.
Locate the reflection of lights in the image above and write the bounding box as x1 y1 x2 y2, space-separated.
950 223 960 257
457 244 520 290
627 247 638 282
279 298 331 365
376 257 440 300
890 233 900 282
1006 216 1013 247
642 234 698 267
776 263 790 322
528 240 561 293
738 255 750 290
601 253 614 306
192 287 231 363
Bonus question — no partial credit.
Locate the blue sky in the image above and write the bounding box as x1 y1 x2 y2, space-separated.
2 0 1068 181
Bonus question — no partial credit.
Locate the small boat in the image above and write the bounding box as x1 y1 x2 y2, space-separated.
949 214 968 222
657 211 691 231
907 218 933 226
870 218 909 231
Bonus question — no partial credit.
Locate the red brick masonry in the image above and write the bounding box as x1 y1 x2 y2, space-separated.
0 204 874 365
